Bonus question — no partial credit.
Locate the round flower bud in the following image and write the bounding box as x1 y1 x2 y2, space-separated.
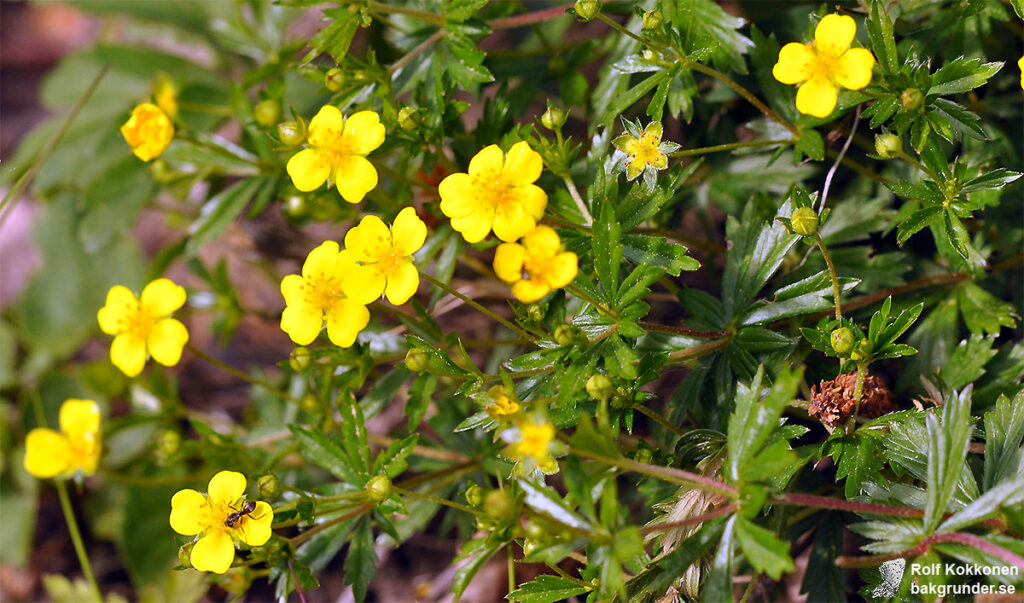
633 446 653 465
178 542 194 569
790 207 820 237
642 9 663 30
366 475 393 502
553 325 575 346
573 0 601 22
277 120 306 146
901 88 924 113
585 374 614 402
254 99 281 128
258 473 282 499
484 489 515 520
398 106 418 130
527 304 544 322
874 133 902 159
850 340 872 363
283 194 306 218
149 159 176 183
289 346 313 372
405 348 430 373
464 484 484 507
830 327 855 356
300 393 321 415
524 521 545 541
541 105 567 131
157 429 180 457
325 67 345 92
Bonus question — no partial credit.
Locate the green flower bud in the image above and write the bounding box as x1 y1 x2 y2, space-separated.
149 159 176 183
157 429 180 457
642 9 664 30
283 194 306 218
254 99 281 128
541 105 568 130
405 348 429 372
178 542 194 569
325 67 345 92
289 346 313 372
901 88 924 112
573 0 601 22
790 207 820 237
633 446 653 465
524 521 545 541
464 484 484 507
258 473 282 499
585 374 614 401
484 489 515 520
527 304 544 322
397 106 418 130
874 133 902 159
611 386 631 408
553 324 575 346
300 393 321 416
850 340 872 363
830 327 854 356
277 119 306 146
366 475 392 502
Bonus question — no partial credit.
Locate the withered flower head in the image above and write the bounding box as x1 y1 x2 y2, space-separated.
809 372 895 429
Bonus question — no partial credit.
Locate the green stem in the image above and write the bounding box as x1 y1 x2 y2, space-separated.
814 234 843 320
565 284 618 319
394 486 483 516
185 343 294 401
686 62 801 137
487 4 574 30
388 29 446 75
290 503 373 547
898 149 943 184
632 403 686 437
665 337 733 365
638 321 731 339
366 0 446 26
56 481 103 602
420 271 536 341
668 139 795 158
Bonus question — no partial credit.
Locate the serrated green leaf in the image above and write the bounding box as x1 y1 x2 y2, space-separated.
452 536 505 601
344 519 377 602
621 234 699 277
735 517 794 580
593 199 623 296
726 365 803 483
983 390 1024 490
290 425 362 485
867 0 898 73
509 575 589 603
924 386 974 531
897 206 943 244
186 178 264 256
929 58 1002 96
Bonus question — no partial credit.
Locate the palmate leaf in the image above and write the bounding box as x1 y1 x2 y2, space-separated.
924 387 975 531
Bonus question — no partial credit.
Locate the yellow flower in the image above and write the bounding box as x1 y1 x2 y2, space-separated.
613 121 676 182
772 14 875 118
153 73 178 118
24 399 101 479
342 207 426 305
438 141 547 243
286 106 385 204
170 471 273 574
121 103 174 162
484 386 521 419
280 241 370 347
501 416 562 475
1018 56 1023 90
493 226 578 303
98 279 189 377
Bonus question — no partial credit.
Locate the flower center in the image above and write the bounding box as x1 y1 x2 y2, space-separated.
626 134 663 169
374 246 406 275
314 138 353 171
809 48 841 81
521 253 554 284
517 423 553 458
474 172 515 213
300 274 343 315
117 302 157 338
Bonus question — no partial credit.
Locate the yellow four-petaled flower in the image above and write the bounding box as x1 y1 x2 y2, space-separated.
170 471 273 574
98 279 189 377
121 103 174 162
286 106 385 204
24 399 102 479
343 207 427 306
772 14 875 118
493 225 578 303
439 141 547 243
280 241 370 347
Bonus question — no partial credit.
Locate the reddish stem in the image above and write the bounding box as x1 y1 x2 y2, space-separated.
773 493 924 518
836 532 1024 571
638 503 739 534
486 4 574 30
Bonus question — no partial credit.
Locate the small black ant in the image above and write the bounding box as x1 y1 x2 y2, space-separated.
224 500 258 528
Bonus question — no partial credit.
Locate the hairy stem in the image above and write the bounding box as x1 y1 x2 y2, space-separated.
815 234 843 320
56 481 103 602
420 271 536 341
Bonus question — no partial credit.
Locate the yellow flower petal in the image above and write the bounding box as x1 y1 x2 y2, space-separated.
514 184 548 222
303 241 340 281
834 47 875 90
342 111 386 156
111 333 147 377
814 14 856 58
287 148 331 192
493 243 526 283
191 531 235 574
121 103 173 162
140 278 186 317
334 155 378 204
451 209 495 244
24 428 71 478
391 207 426 256
642 121 663 141
235 501 273 546
438 173 478 219
97 285 138 335
625 161 644 181
546 252 579 288
307 105 344 147
492 202 535 243
147 318 189 367
796 76 838 118
512 279 550 303
208 471 246 506
345 215 391 264
468 144 504 178
326 300 370 348
281 303 323 345
342 264 386 305
773 43 816 84
501 141 543 184
280 274 307 307
524 226 562 258
59 399 100 441
169 489 209 536
384 262 419 305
